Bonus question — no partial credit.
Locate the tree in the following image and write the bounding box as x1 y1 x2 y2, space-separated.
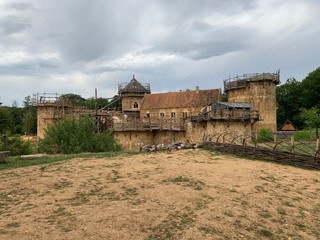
9 101 23 134
0 107 13 132
85 97 109 110
22 96 37 135
300 67 320 109
107 95 121 110
38 116 121 154
61 94 86 106
299 107 320 139
276 78 302 128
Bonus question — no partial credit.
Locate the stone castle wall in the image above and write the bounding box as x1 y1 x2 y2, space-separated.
121 94 144 112
114 119 251 151
227 81 277 132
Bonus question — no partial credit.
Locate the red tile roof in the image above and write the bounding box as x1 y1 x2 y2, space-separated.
140 89 221 110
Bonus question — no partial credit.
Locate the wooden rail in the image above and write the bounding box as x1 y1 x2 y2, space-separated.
203 142 320 170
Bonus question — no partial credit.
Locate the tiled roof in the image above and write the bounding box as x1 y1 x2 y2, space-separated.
140 89 221 110
278 120 298 131
119 77 150 94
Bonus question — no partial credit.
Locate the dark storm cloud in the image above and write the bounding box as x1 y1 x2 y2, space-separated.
34 0 143 62
33 0 258 62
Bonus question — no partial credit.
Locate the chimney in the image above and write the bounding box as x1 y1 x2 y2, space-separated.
195 86 199 91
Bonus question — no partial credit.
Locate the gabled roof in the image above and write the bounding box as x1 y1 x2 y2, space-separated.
140 89 221 110
278 120 298 131
119 76 150 94
212 102 252 109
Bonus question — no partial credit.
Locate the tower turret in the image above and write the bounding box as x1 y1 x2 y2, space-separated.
224 71 280 132
118 75 151 118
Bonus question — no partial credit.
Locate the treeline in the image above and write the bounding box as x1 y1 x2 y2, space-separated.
0 96 36 135
61 94 121 110
277 67 320 130
0 94 121 135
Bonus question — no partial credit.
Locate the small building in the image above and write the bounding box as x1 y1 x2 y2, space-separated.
278 120 298 131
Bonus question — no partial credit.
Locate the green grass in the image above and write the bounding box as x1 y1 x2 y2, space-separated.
163 176 205 190
0 151 135 171
277 207 287 215
257 229 273 238
146 210 195 240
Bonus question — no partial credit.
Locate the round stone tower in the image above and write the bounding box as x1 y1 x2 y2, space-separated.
118 75 151 118
224 71 280 132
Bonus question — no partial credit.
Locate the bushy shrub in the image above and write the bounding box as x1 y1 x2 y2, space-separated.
258 128 274 143
0 135 36 156
38 116 121 154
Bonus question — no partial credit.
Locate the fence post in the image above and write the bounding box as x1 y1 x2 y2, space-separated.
291 135 295 159
254 132 258 148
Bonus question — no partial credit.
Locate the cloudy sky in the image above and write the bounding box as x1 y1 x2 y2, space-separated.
0 0 319 106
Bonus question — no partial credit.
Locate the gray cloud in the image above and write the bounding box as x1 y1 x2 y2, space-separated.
6 2 34 11
0 15 31 34
0 0 319 106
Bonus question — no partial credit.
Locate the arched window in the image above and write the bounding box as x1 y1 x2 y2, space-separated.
133 102 139 108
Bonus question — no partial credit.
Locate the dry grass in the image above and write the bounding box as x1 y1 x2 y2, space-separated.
0 149 319 239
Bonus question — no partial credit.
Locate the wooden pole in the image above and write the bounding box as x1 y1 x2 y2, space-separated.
291 135 295 159
2 129 7 151
95 88 99 133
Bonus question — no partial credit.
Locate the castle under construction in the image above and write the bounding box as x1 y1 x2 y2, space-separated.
33 71 280 150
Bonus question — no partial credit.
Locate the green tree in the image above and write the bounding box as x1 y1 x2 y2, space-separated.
276 78 302 128
38 116 121 154
61 94 86 106
10 101 23 134
85 97 109 110
0 107 13 132
22 96 37 135
300 67 320 109
300 107 320 139
107 95 121 110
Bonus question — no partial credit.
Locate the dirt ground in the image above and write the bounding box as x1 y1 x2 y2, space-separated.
0 149 319 240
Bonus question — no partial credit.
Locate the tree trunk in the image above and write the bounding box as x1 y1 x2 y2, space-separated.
316 127 319 140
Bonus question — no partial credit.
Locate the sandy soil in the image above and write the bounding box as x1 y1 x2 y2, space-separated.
0 149 319 240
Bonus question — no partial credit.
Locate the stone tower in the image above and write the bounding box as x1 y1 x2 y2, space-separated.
224 71 280 132
32 94 71 138
118 75 151 118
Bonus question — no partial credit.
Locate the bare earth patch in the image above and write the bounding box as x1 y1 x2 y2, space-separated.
0 149 319 240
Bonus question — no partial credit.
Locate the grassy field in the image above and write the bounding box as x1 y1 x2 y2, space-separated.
0 149 319 239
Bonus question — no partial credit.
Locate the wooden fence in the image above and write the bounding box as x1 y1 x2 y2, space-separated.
203 132 320 170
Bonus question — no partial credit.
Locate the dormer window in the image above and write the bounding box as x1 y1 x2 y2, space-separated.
133 102 139 109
